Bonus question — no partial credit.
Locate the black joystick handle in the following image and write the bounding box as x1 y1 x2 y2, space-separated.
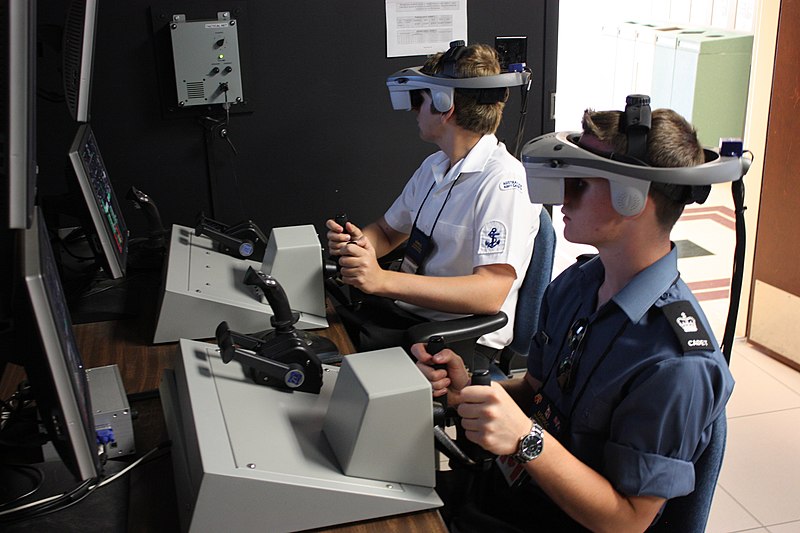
460 368 494 468
127 186 166 248
471 368 492 386
243 267 298 332
427 335 450 372
334 213 349 233
329 212 364 309
432 367 496 470
335 213 363 246
332 213 349 268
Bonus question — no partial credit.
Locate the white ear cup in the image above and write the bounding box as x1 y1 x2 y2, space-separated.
431 87 454 112
609 181 648 216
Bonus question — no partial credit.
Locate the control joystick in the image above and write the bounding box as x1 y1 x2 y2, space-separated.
325 213 364 310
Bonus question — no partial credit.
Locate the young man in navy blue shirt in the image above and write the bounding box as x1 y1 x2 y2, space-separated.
415 106 735 532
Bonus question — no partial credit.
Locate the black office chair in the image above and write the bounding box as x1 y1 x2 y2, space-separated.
405 209 555 369
493 208 557 377
651 412 728 532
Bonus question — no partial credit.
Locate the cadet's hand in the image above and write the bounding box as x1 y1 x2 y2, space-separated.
457 383 532 456
337 237 386 294
325 219 366 256
412 342 470 401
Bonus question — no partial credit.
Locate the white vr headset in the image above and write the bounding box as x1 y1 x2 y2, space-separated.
386 65 531 113
521 131 752 216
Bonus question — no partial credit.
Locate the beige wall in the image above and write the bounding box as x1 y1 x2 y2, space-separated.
739 0 779 336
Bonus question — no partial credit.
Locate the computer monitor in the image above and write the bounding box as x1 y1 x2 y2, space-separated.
62 0 98 123
1 0 38 230
68 124 129 279
11 207 102 482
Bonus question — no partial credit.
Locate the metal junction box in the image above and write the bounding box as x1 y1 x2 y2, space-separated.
170 11 244 108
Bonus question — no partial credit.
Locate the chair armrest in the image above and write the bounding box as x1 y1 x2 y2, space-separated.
405 312 508 345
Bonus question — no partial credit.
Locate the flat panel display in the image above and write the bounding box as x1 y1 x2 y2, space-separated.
68 124 128 279
20 207 101 481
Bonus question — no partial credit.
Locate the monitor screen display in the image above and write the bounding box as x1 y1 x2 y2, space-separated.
63 0 98 123
68 124 128 279
1 0 37 230
21 207 101 481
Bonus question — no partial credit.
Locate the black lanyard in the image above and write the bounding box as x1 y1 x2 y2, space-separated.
401 174 461 275
409 173 462 240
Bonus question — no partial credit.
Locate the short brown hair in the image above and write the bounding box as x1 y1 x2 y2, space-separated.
582 108 705 229
421 44 506 135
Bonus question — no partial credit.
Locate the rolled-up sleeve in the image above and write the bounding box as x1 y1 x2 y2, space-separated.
603 356 732 498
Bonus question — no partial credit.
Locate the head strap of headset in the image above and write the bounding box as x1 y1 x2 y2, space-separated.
386 40 531 113
520 94 752 216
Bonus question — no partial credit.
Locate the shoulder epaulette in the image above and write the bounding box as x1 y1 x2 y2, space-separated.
661 300 713 353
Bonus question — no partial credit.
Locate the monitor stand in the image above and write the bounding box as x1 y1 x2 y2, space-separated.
160 339 441 532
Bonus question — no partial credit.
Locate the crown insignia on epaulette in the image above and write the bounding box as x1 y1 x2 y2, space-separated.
676 312 698 333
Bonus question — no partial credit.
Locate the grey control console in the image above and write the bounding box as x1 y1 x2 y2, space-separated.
160 339 441 532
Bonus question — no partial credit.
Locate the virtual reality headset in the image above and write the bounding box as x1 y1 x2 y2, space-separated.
386 64 531 113
521 131 751 217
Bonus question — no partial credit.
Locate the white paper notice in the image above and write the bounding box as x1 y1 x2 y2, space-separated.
385 0 468 58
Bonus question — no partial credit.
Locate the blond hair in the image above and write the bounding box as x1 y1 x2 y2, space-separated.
421 44 506 135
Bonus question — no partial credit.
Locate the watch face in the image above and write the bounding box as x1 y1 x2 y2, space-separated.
514 422 544 463
522 433 543 458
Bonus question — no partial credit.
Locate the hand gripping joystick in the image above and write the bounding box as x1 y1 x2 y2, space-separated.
324 213 364 310
432 368 496 470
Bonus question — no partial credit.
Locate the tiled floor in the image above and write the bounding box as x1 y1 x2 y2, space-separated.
551 184 800 532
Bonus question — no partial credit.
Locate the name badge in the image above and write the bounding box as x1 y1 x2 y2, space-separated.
401 225 435 275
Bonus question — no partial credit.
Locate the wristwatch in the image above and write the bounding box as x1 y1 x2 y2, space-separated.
512 419 544 463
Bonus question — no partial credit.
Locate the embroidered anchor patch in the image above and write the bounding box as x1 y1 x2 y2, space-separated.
479 221 507 254
485 228 502 248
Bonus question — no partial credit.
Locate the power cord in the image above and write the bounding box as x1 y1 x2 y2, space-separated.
0 440 171 524
512 67 533 159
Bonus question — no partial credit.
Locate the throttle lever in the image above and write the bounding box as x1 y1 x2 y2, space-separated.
214 320 322 393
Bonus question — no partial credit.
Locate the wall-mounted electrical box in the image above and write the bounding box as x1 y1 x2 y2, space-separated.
170 11 244 108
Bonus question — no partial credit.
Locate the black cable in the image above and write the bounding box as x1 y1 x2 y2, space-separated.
720 175 747 364
0 441 171 524
0 465 45 509
512 69 532 159
0 476 96 524
719 150 753 363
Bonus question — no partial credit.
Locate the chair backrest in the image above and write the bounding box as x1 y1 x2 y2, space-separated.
495 207 556 375
650 413 728 533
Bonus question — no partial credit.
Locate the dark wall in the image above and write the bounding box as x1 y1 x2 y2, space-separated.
38 0 558 241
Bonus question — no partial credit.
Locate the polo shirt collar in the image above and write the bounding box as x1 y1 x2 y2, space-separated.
579 245 680 323
433 134 498 184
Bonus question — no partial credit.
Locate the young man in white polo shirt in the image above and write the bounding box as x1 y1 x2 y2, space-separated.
327 43 539 359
